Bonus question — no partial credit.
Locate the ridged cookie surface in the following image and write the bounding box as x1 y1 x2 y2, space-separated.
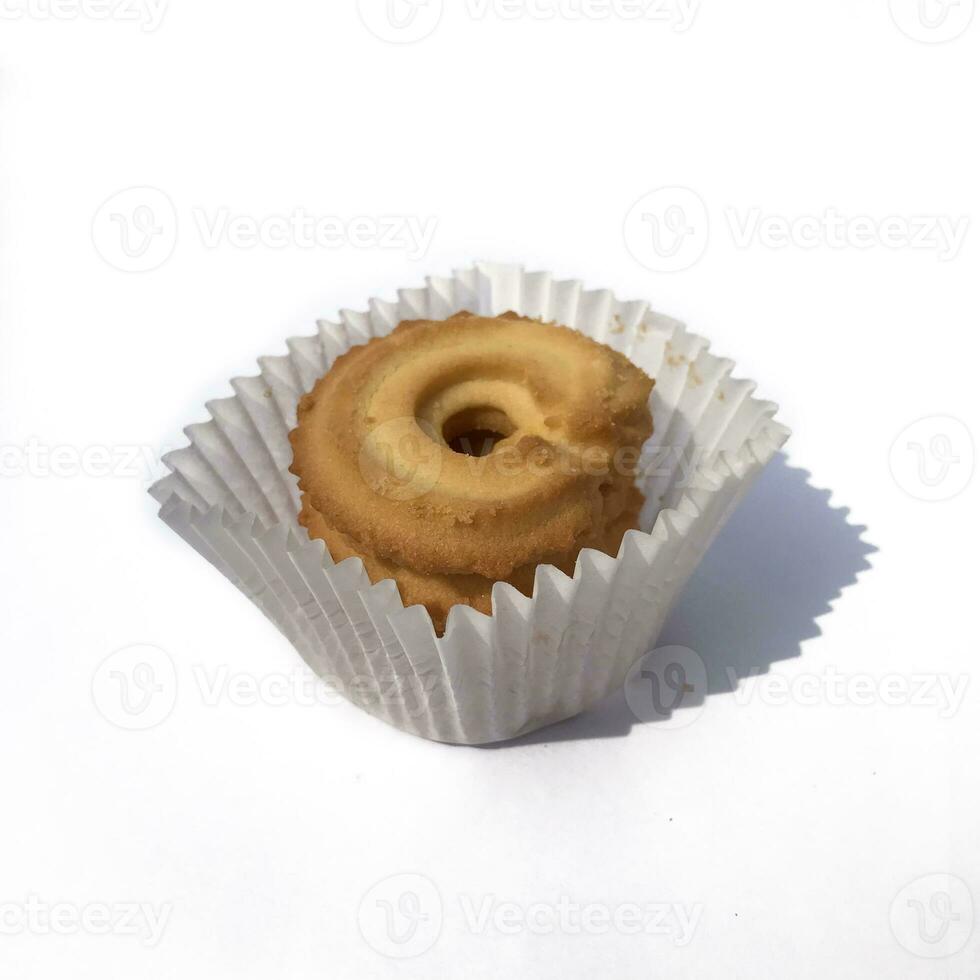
289 312 654 632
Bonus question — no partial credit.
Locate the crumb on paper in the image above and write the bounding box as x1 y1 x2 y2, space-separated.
663 339 690 368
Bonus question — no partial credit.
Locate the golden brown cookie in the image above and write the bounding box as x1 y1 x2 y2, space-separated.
289 312 654 633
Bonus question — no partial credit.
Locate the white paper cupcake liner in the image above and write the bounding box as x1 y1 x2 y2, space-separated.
149 262 789 744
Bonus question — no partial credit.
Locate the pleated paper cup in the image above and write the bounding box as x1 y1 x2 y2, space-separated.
149 262 789 744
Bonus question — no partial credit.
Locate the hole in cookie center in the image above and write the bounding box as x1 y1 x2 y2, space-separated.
442 406 515 457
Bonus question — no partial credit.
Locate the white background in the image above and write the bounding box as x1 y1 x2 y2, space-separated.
1 1 978 977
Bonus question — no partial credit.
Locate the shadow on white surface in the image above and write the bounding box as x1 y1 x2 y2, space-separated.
481 453 876 747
